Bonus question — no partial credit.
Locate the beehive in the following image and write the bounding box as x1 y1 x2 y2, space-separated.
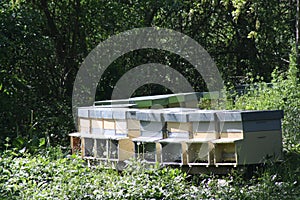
213 110 284 166
159 108 196 165
132 109 165 163
174 110 216 166
188 110 219 139
70 96 284 170
72 105 138 161
185 138 214 166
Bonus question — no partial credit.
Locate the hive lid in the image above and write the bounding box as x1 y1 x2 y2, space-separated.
69 132 81 137
188 110 216 122
163 108 197 122
89 108 102 118
77 107 90 118
216 110 284 122
136 109 164 121
126 109 140 119
101 107 130 119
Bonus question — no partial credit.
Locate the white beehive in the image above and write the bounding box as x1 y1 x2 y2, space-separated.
74 105 137 161
158 108 196 165
71 101 284 170
132 109 165 163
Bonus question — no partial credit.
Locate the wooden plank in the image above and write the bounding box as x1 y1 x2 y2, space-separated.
127 130 140 138
167 122 190 133
103 119 115 130
220 132 243 139
156 143 162 163
92 119 103 128
181 142 187 165
115 119 127 133
127 119 140 130
193 122 217 133
119 139 135 161
81 137 85 158
194 132 219 140
80 119 90 127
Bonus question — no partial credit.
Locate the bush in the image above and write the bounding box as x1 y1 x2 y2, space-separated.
226 52 300 152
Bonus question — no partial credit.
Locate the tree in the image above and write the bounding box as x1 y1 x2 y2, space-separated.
0 0 297 149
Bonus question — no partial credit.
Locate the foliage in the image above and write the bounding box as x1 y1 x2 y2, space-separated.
0 147 299 199
226 48 300 151
0 148 190 199
0 0 297 150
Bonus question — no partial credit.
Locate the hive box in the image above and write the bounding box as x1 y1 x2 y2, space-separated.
212 110 284 166
188 110 219 139
77 107 92 134
132 109 165 162
78 133 134 161
185 138 214 166
163 108 196 139
136 109 165 138
92 107 138 137
216 110 283 139
162 110 217 166
159 108 195 165
75 106 139 161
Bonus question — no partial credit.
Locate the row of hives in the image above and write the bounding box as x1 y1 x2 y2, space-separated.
70 107 283 167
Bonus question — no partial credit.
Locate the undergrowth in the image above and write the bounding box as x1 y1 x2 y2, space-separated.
0 147 299 199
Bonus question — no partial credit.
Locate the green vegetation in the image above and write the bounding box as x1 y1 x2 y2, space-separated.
0 147 299 199
227 51 300 152
0 0 297 148
1 0 300 199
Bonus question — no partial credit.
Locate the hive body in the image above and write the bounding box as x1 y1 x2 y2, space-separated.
70 93 283 169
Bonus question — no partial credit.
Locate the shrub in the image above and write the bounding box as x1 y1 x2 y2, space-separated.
227 52 300 152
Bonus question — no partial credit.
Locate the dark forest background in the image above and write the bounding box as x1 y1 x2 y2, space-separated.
0 0 298 148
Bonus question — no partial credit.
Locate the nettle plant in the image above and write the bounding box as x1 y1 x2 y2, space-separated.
230 53 300 152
